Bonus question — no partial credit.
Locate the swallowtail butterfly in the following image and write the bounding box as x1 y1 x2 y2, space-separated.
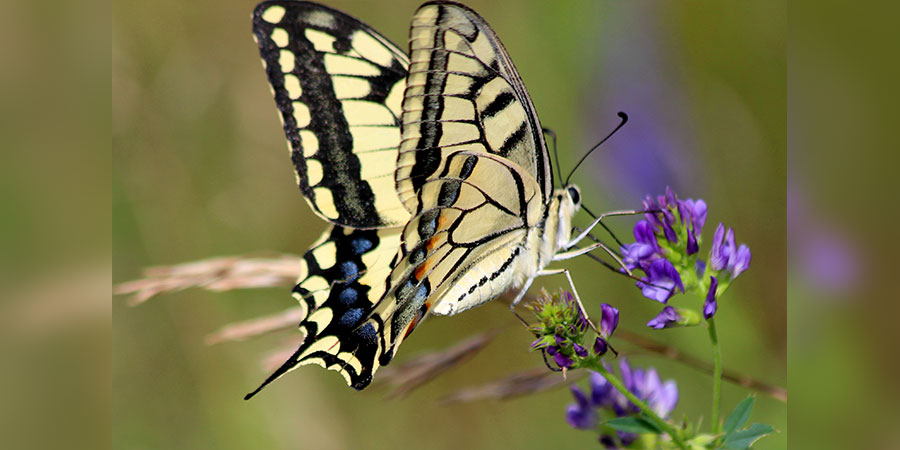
246 0 608 399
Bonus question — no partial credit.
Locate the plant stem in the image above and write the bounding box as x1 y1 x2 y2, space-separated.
708 316 723 435
588 362 688 450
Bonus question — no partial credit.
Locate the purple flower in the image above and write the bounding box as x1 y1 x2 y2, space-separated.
566 385 598 429
637 259 685 303
684 198 708 231
594 336 609 356
621 220 660 270
599 303 619 339
554 352 574 369
593 336 608 356
646 306 683 329
589 371 615 407
709 223 728 271
709 223 752 279
573 343 589 358
703 276 719 319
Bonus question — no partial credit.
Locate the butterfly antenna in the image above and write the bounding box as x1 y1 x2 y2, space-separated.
565 112 628 186
542 127 563 188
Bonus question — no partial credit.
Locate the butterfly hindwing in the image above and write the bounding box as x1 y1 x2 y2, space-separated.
245 225 401 398
253 1 412 228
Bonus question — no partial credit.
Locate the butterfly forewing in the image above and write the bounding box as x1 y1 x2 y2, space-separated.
253 1 412 228
395 1 553 212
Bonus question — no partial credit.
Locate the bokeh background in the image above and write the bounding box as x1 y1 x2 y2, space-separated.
113 0 786 448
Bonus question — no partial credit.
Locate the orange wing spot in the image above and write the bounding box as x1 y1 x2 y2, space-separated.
415 260 430 280
403 302 431 339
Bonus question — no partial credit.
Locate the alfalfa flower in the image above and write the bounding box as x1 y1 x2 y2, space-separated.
621 188 751 323
564 359 679 447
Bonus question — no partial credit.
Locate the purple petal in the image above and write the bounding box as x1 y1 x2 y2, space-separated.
690 199 708 231
555 334 567 347
566 386 598 429
589 371 613 406
570 384 591 407
530 338 545 350
546 346 558 356
686 227 699 255
593 337 608 356
642 368 662 401
554 352 574 368
704 276 719 319
638 259 684 302
573 343 588 358
724 228 736 264
618 358 634 391
643 196 662 229
646 306 683 329
656 380 679 417
665 186 677 208
730 244 752 278
709 223 728 270
599 303 619 338
695 258 707 276
661 212 678 242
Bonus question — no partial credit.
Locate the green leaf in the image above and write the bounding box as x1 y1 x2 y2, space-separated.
605 417 663 435
723 423 775 449
723 396 755 435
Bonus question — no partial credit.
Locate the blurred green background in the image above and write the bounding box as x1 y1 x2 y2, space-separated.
113 0 785 449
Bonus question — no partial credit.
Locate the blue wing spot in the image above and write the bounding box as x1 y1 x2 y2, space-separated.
338 287 358 305
356 323 377 344
351 237 373 254
340 308 364 327
340 261 359 281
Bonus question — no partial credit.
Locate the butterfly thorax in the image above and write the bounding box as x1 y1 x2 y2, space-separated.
531 184 581 274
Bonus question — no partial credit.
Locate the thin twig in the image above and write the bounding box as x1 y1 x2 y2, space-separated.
205 307 305 345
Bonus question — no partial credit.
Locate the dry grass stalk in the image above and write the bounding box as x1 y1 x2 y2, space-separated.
114 254 301 305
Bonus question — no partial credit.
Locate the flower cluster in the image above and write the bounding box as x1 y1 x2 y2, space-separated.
528 290 618 370
620 188 751 326
566 359 679 448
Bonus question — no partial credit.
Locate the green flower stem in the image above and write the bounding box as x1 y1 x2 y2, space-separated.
708 316 723 435
587 361 688 450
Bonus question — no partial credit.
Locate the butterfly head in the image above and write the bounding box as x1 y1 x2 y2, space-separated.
566 185 582 209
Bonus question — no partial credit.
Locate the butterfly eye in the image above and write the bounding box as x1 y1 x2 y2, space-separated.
567 186 581 206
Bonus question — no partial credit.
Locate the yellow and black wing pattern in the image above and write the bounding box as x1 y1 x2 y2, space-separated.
363 2 554 365
245 225 401 397
248 1 414 397
253 1 412 228
247 1 557 396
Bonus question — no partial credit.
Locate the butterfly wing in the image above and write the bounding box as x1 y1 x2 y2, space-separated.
247 2 412 396
245 225 401 398
395 1 554 210
253 1 412 228
363 1 555 366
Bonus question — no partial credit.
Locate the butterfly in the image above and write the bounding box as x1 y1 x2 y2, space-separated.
245 0 613 399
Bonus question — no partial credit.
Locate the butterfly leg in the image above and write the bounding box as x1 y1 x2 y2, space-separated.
535 268 601 334
565 209 645 250
552 241 632 277
508 276 536 327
